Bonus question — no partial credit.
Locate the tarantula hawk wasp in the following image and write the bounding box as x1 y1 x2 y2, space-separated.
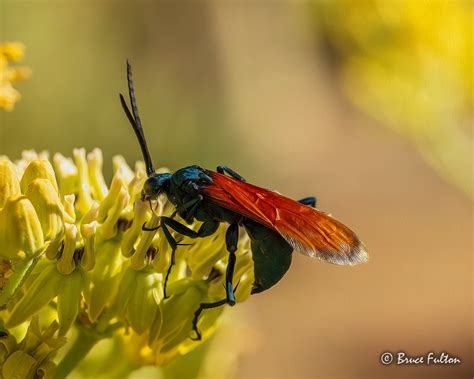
119 61 368 340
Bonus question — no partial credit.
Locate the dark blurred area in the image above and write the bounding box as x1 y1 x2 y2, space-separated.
1 1 472 378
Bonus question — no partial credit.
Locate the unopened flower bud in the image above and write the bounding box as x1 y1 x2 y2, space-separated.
87 148 108 201
52 153 78 196
20 160 58 195
56 223 77 275
0 159 20 209
24 178 63 241
0 195 44 260
121 199 150 258
80 221 96 271
72 148 93 216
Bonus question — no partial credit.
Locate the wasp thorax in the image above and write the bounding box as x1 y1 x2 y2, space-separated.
142 173 172 200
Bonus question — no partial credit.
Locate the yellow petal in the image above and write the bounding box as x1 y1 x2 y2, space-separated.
87 148 108 201
52 153 78 197
72 148 93 216
80 221 96 271
56 223 77 275
121 199 150 258
113 155 134 184
100 187 130 240
0 159 21 209
20 160 58 195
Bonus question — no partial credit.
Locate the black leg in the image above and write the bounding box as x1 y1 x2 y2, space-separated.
161 223 178 299
191 298 228 341
160 217 219 298
160 217 219 238
298 196 317 207
170 196 202 223
224 222 239 305
217 166 246 182
190 222 240 340
142 222 160 232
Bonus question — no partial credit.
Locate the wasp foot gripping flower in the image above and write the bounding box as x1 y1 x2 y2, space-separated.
0 149 253 378
0 42 31 111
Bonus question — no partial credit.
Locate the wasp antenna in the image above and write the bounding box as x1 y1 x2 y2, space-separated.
120 61 155 176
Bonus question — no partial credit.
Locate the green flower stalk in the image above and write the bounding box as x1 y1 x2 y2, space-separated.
0 149 254 378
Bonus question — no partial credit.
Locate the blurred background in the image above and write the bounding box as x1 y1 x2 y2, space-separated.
1 1 472 378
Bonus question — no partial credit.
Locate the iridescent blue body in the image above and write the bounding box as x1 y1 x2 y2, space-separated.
145 165 294 295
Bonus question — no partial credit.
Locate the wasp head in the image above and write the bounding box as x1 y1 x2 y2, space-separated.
142 173 172 201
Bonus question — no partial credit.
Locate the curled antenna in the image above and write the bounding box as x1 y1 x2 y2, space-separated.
119 60 155 177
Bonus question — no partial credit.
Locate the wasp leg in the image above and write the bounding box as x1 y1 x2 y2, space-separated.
298 196 317 207
160 217 219 298
142 222 160 232
217 166 246 182
190 298 228 341
160 222 178 299
170 195 202 223
224 222 239 305
160 217 219 239
190 222 239 340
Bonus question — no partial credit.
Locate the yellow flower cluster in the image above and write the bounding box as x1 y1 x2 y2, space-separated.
0 43 31 111
0 149 254 378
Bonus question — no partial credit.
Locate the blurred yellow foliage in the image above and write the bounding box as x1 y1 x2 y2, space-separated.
0 42 31 111
312 0 473 199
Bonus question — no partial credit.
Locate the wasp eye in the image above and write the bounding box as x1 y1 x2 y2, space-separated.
143 177 161 199
142 173 172 200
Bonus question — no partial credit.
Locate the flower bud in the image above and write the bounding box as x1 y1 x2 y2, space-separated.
20 160 58 195
127 171 146 204
97 171 126 223
0 195 44 260
113 155 134 184
72 148 93 216
121 199 150 258
131 213 160 270
80 221 97 271
57 270 82 336
187 225 227 280
2 350 36 378
0 333 17 364
61 194 76 224
85 240 123 322
87 148 108 201
151 280 219 364
151 228 172 272
7 262 62 327
100 187 130 240
24 178 63 241
53 153 78 196
36 360 57 379
0 159 20 209
56 223 77 275
125 270 163 335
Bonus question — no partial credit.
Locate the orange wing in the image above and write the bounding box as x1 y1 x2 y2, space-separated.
203 171 368 266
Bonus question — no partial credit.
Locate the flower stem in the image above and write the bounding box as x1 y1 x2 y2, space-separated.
54 327 101 379
0 257 37 307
